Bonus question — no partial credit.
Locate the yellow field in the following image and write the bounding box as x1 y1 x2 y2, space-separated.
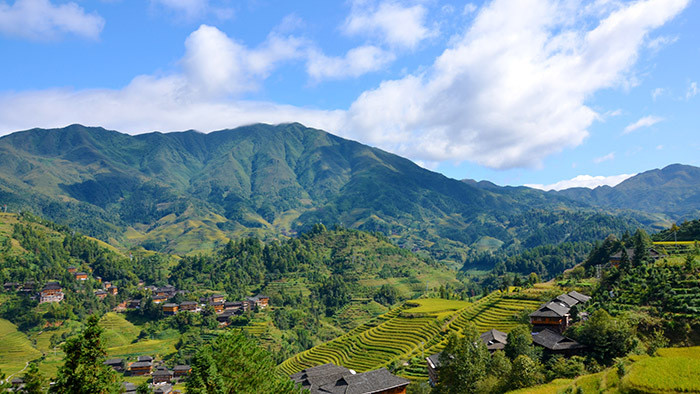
0 318 42 377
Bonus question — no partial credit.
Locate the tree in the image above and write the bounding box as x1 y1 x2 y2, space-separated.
434 324 490 394
504 325 539 361
50 315 121 394
186 346 224 394
21 362 45 394
632 229 651 266
508 355 543 390
569 309 636 365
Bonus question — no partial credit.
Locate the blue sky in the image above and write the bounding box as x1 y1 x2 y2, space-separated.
0 0 698 189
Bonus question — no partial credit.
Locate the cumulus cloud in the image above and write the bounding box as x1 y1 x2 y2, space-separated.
526 173 636 191
306 45 395 81
0 0 104 40
623 115 664 134
343 0 434 49
181 25 305 97
339 0 689 169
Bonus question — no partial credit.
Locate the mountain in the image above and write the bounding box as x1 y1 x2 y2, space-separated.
554 164 700 223
0 123 635 261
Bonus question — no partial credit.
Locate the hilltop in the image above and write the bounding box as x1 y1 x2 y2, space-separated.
0 123 640 265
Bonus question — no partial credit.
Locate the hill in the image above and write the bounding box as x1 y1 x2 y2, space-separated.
554 164 700 223
0 123 635 263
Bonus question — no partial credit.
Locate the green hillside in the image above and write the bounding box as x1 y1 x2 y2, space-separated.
0 123 639 264
278 290 543 380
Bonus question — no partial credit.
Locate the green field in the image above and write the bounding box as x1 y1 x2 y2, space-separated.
0 318 42 378
278 291 542 380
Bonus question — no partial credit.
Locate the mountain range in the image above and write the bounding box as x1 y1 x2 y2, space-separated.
0 123 697 263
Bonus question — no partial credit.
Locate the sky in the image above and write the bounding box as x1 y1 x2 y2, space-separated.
0 0 698 190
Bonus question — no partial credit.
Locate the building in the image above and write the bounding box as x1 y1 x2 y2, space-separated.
108 286 118 296
153 384 173 394
3 282 20 292
67 266 77 274
162 303 179 315
246 295 270 309
39 282 64 303
152 366 173 384
156 285 177 298
426 353 441 387
173 365 191 378
210 301 224 314
609 247 664 266
104 281 112 289
530 291 591 333
179 301 199 312
122 382 137 393
129 357 153 376
291 363 410 394
224 301 244 312
153 295 168 304
74 272 88 281
95 290 108 300
104 358 124 372
127 299 141 309
209 294 225 303
480 329 508 352
531 328 585 356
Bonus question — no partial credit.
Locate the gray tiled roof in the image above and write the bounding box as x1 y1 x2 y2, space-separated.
555 293 579 307
291 364 410 394
567 291 591 304
426 353 441 369
530 301 570 318
531 329 585 351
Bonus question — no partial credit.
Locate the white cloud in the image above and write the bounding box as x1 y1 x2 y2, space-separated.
340 0 689 169
646 35 678 52
651 87 665 100
306 45 395 81
0 0 104 40
463 3 477 15
526 173 636 191
687 81 698 99
181 25 305 97
623 115 663 134
593 152 615 163
343 0 434 49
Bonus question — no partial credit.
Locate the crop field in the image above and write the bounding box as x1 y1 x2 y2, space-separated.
278 291 542 380
0 318 42 378
100 313 142 348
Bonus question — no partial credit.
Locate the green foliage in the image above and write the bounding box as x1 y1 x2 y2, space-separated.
567 310 636 365
508 355 544 390
504 325 539 361
50 315 121 394
435 326 490 394
20 362 45 394
188 331 298 394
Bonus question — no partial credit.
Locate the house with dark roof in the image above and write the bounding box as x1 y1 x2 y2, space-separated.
122 382 137 393
609 248 664 266
530 291 591 333
74 272 88 281
426 353 441 387
290 363 410 394
173 364 191 377
129 357 153 376
246 294 270 309
179 301 199 312
103 358 124 371
153 384 173 394
531 328 585 355
480 329 508 352
152 366 174 384
39 282 64 303
95 289 108 300
162 303 179 315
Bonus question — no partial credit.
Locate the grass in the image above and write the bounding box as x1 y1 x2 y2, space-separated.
99 313 141 349
0 318 42 377
402 299 470 315
624 350 700 392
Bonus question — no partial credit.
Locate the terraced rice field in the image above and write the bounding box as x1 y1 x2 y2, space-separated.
0 318 42 377
278 292 542 379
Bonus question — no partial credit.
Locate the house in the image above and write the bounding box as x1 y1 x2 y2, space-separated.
104 281 112 289
39 282 64 303
162 303 179 315
209 294 225 303
156 285 177 298
95 290 108 300
153 295 168 304
95 276 102 284
67 266 77 274
173 365 191 378
210 301 224 314
530 291 591 333
426 353 441 387
74 272 88 281
20 281 36 294
179 301 199 312
10 377 24 389
216 310 237 326
108 286 118 296
291 364 410 394
246 295 270 309
152 366 173 384
224 301 244 312
609 247 665 266
104 358 124 372
122 382 137 393
480 329 508 352
3 282 20 292
127 299 141 309
129 357 153 375
531 328 585 355
153 384 173 394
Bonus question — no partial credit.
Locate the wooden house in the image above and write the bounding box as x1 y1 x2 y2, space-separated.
153 295 168 304
179 301 199 312
480 329 508 352
162 303 179 315
108 286 118 296
209 294 225 303
74 272 88 281
291 364 409 394
67 266 77 274
95 290 108 300
152 366 173 384
153 384 173 394
129 361 152 376
210 301 224 314
531 328 585 356
246 295 270 309
39 282 64 303
104 358 124 372
173 365 191 377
